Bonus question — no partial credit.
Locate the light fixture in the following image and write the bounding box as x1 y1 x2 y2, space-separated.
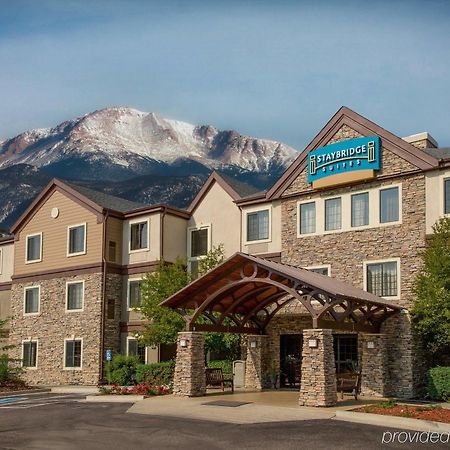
308 338 318 348
367 341 375 349
250 340 257 348
180 339 187 348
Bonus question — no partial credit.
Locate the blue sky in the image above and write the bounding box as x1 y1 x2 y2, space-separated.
1 0 450 150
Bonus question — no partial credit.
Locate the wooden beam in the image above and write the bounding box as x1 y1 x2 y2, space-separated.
188 323 262 335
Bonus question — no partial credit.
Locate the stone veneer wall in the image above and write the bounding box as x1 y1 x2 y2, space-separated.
244 335 269 390
173 332 206 396
361 333 388 396
298 329 337 406
9 273 103 385
279 125 428 398
103 273 122 358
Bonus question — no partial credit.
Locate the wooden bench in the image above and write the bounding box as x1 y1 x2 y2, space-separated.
336 371 361 400
205 368 234 392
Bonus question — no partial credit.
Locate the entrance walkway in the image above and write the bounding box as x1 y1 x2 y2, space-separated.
127 390 385 424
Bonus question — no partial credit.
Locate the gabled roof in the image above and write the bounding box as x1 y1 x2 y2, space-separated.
11 178 189 234
266 106 439 200
187 171 259 213
66 183 146 213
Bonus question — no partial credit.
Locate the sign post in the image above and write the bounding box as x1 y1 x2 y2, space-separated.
106 349 112 385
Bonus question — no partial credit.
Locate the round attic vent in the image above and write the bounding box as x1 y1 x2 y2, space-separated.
51 207 59 219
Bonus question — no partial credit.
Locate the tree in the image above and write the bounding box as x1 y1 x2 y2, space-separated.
411 217 450 364
0 318 23 384
139 245 240 360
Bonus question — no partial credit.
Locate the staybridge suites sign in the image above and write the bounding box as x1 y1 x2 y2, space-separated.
307 136 381 188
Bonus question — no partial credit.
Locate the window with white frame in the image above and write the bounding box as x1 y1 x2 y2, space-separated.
128 280 142 309
24 286 40 315
299 202 316 234
68 224 86 256
127 338 146 363
380 187 399 223
366 261 398 297
351 192 369 227
66 281 84 311
26 233 42 263
64 339 82 368
308 266 329 276
130 221 148 251
187 225 210 278
445 178 450 215
22 340 37 368
246 210 270 242
325 198 341 231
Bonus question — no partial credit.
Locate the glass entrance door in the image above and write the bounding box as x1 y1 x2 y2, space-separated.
280 334 302 388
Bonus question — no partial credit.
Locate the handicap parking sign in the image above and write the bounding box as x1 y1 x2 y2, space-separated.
106 349 112 361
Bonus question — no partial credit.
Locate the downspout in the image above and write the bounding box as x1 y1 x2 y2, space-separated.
99 210 109 382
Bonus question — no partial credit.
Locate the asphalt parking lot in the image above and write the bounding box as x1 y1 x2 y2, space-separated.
0 393 448 450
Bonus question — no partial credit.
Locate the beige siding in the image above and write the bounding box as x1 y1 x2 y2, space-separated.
241 200 282 255
14 190 104 275
163 214 188 262
426 168 450 234
106 217 123 264
122 213 161 265
189 182 241 258
0 290 11 321
0 242 14 283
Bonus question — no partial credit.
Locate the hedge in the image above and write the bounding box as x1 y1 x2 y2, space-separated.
136 361 175 386
105 355 141 386
207 359 233 375
427 366 450 401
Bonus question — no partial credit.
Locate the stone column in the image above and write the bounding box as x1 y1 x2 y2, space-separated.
361 333 388 397
244 335 269 390
298 329 337 407
173 332 206 397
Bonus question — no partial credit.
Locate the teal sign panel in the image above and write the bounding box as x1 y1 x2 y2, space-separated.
307 136 381 184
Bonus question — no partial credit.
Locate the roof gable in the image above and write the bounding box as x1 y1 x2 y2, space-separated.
267 106 439 199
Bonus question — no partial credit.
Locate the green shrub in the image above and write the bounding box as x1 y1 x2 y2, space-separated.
207 360 233 375
106 355 140 386
427 366 450 401
135 361 175 385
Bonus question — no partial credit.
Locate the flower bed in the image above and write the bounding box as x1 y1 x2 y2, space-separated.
355 401 450 424
98 383 171 396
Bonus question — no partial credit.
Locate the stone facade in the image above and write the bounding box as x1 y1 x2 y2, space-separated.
9 273 104 385
173 332 206 396
244 335 269 390
361 333 388 397
298 329 337 407
279 125 428 397
104 272 123 357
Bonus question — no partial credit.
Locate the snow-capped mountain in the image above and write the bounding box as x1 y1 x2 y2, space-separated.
0 107 297 180
0 107 298 230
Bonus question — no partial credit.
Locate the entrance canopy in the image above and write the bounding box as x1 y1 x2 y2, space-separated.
161 253 402 334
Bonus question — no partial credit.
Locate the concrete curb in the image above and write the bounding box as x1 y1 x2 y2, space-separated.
85 395 145 403
0 388 51 398
334 410 450 432
51 386 99 394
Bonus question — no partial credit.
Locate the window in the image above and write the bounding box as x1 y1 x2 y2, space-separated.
127 338 146 363
66 281 84 311
325 198 341 231
68 224 86 256
351 193 369 227
380 187 399 223
64 339 82 368
26 233 42 263
190 228 208 257
108 241 117 262
366 261 398 297
24 286 40 315
309 267 329 276
334 335 358 373
128 280 142 309
246 210 270 242
445 179 450 215
22 341 37 368
130 221 148 251
299 202 316 235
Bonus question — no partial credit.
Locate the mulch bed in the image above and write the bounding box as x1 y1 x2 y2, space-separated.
0 382 32 393
355 403 450 424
